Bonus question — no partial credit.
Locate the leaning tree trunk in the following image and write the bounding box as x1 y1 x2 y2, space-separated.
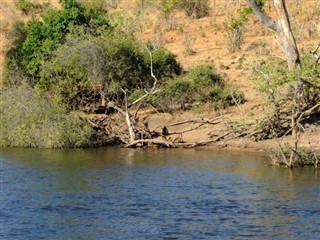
274 0 300 70
247 0 300 70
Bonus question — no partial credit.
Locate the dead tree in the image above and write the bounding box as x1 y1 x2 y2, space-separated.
107 46 161 145
247 0 300 70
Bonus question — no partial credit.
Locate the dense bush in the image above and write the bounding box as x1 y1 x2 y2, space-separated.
150 64 243 111
148 47 181 79
40 37 106 107
252 54 320 140
37 31 181 107
209 85 244 110
5 0 109 86
156 77 194 109
189 65 243 107
188 64 221 87
5 0 181 108
0 83 94 148
254 54 320 110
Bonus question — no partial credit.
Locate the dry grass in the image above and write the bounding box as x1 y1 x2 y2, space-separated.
0 0 319 134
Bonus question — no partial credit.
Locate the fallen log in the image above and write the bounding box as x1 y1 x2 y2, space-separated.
126 139 178 148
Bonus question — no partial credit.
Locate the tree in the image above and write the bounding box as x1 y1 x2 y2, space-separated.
247 0 300 70
107 45 161 145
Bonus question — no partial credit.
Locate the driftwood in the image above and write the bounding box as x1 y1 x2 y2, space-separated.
165 117 221 127
152 117 221 136
125 132 231 148
126 139 178 148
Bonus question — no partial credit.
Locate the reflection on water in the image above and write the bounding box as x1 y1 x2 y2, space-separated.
1 148 319 239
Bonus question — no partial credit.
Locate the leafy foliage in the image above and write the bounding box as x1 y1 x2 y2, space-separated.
150 64 243 111
160 0 179 13
223 1 266 52
38 32 181 107
188 65 221 87
15 0 47 14
253 54 320 139
6 0 181 109
254 54 320 107
6 0 109 85
271 145 319 167
0 83 94 148
156 77 194 110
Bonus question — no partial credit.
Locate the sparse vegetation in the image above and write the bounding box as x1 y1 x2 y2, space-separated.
224 5 253 52
252 53 320 167
178 0 210 19
270 145 319 168
183 32 196 55
159 0 179 30
15 0 48 14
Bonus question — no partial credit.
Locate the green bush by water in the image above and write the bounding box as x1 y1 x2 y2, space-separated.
149 64 243 111
0 83 94 148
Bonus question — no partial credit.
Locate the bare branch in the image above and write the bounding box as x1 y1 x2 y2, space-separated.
311 43 320 64
166 117 221 127
129 44 161 107
107 101 125 116
126 139 177 148
246 0 278 31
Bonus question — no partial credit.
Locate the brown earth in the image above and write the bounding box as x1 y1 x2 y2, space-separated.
0 0 319 152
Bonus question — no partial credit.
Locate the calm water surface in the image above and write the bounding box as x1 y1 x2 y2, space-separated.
0 148 319 239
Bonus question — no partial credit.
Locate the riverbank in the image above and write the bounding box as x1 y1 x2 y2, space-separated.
1 0 319 157
87 106 320 153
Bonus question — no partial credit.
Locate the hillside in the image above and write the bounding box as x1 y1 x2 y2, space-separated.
1 0 319 156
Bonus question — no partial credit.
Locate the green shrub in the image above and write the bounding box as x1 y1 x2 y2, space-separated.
221 85 245 105
209 84 244 109
178 0 210 19
15 0 46 14
4 21 27 86
151 78 194 110
148 47 181 79
166 78 193 98
252 53 320 140
254 54 320 109
38 32 181 107
0 83 94 148
100 34 151 89
128 89 146 103
39 37 105 107
159 0 179 29
160 0 179 13
149 64 243 112
97 33 180 90
188 64 221 87
209 85 224 100
223 4 258 52
6 0 109 85
6 0 181 110
271 146 319 167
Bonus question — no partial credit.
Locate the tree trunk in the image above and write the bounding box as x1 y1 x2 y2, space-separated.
125 110 136 143
247 0 300 70
273 0 300 70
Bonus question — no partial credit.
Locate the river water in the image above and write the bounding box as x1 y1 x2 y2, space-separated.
0 148 319 239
